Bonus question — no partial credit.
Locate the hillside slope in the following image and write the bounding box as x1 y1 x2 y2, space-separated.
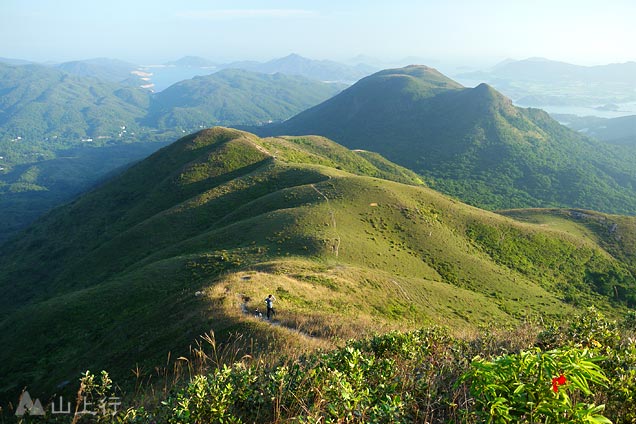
255 65 636 213
0 62 150 142
1 128 634 401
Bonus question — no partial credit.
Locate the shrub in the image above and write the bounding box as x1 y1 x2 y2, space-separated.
463 347 611 423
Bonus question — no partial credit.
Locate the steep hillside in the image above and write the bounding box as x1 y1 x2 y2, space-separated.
146 69 345 128
0 141 170 243
256 65 636 214
0 128 634 401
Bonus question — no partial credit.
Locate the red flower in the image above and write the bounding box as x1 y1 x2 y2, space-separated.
552 373 567 392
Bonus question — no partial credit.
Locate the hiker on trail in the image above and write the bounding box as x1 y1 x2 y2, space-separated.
265 294 275 320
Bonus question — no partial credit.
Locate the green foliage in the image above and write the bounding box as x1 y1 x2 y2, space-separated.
74 370 121 423
120 329 462 423
566 309 636 424
13 313 636 423
535 308 636 423
114 316 636 423
464 348 610 423
159 366 259 424
566 307 622 350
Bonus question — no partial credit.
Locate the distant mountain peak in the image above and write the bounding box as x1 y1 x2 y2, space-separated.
272 53 311 65
469 82 515 110
491 58 517 70
165 56 217 68
473 82 499 94
525 56 552 62
218 54 374 83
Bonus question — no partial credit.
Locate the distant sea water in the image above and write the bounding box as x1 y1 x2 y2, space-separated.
138 65 218 91
529 103 636 119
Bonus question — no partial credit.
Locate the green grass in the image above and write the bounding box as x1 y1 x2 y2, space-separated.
0 128 634 403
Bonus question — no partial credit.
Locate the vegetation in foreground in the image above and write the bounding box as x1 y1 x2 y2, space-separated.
8 308 636 423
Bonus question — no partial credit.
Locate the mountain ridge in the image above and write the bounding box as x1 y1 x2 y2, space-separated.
220 53 377 82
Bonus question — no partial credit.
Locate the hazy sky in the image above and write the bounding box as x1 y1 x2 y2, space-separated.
2 0 635 67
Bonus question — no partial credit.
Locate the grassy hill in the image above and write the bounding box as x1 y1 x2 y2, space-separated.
255 65 636 214
1 127 634 403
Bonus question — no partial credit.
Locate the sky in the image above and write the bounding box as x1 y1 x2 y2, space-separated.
1 0 635 67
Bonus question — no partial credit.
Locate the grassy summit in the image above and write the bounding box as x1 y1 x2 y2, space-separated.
0 128 634 401
255 65 636 214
